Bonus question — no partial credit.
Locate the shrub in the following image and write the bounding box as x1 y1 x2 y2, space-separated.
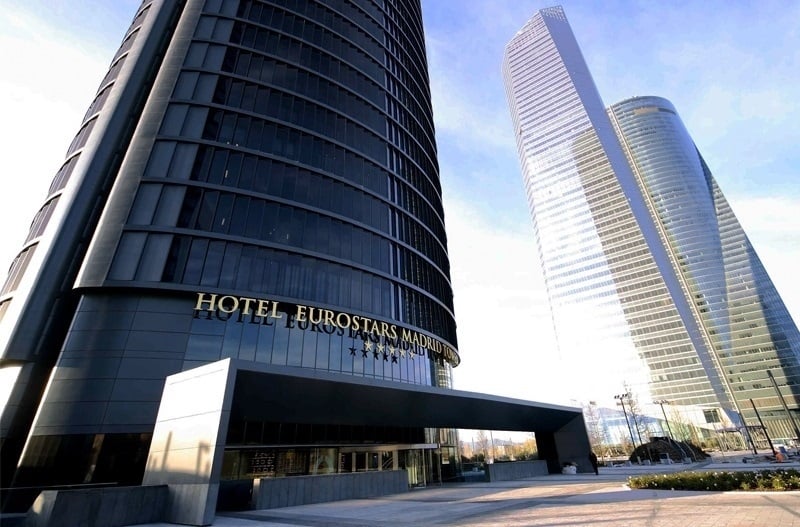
628 469 800 492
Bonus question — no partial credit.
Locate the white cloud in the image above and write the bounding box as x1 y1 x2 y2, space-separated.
444 197 572 404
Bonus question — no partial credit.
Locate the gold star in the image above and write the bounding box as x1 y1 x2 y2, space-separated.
397 347 406 357
377 343 385 353
364 340 373 351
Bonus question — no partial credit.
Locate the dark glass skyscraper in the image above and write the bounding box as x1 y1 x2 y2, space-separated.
0 0 459 490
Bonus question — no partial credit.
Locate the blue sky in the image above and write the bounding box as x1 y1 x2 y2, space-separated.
0 0 797 405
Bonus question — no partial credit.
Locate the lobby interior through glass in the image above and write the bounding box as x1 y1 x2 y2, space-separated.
221 419 459 486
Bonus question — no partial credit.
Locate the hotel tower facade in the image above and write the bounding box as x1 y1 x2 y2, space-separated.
0 0 461 493
503 7 800 443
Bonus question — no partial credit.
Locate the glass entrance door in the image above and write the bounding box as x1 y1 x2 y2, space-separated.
403 449 426 487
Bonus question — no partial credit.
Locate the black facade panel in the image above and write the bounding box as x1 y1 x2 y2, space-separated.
125 330 190 351
51 358 122 381
130 311 193 332
110 379 166 401
62 330 131 352
103 401 160 426
77 295 142 313
71 310 135 331
137 295 191 314
36 401 108 428
116 357 184 380
45 379 115 403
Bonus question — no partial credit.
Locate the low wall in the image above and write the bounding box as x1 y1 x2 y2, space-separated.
253 470 408 509
25 485 168 527
485 461 549 482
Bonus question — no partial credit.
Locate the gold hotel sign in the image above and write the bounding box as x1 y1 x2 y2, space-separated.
193 292 460 367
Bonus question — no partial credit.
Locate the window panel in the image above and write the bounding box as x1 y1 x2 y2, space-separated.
136 234 172 282
182 238 209 284
128 184 163 225
153 185 186 226
200 240 225 286
218 243 242 288
168 143 199 181
108 232 146 281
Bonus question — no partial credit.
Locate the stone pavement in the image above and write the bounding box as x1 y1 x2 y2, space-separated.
135 457 800 527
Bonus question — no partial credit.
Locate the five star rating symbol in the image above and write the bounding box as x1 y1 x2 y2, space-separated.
356 339 421 364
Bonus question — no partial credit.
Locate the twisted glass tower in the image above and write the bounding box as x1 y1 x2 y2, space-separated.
610 96 800 438
0 0 458 491
503 6 800 441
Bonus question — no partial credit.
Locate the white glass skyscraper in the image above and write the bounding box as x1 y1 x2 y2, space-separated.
503 6 800 441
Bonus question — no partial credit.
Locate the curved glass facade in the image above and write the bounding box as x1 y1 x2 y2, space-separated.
610 96 800 438
3 0 460 492
504 7 800 443
502 7 710 404
87 0 457 360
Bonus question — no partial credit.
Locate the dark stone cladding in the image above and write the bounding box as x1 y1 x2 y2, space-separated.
2 0 459 495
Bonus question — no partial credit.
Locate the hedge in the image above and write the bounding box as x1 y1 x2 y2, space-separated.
628 469 800 491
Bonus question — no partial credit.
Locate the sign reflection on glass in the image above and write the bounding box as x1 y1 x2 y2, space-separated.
193 292 460 366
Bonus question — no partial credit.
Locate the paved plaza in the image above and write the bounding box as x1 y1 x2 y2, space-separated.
135 457 800 527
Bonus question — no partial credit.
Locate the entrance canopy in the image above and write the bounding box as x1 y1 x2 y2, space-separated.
233 361 583 433
142 359 591 525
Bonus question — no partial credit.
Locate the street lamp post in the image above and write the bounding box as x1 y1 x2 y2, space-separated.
767 370 800 448
653 400 692 462
653 400 674 439
749 398 776 455
614 393 637 451
738 411 758 455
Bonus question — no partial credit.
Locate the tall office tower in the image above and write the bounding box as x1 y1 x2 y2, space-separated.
502 6 800 441
0 0 459 492
609 96 800 441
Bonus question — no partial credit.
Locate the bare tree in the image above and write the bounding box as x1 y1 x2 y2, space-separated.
475 430 490 462
667 405 689 441
522 434 538 460
583 401 605 454
460 440 474 460
623 384 651 446
510 434 538 460
668 405 701 446
619 435 634 456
